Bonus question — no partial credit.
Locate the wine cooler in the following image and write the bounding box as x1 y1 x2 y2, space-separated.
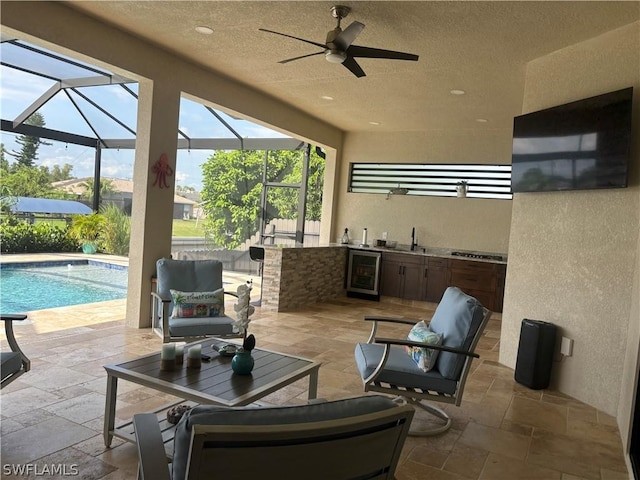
346 250 381 300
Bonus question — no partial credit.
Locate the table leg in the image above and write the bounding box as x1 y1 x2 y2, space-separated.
104 374 118 447
307 366 319 400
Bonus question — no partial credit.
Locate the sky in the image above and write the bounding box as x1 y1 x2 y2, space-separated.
0 44 292 192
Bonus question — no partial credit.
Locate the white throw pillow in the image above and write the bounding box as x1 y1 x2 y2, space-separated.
406 321 444 372
170 289 225 318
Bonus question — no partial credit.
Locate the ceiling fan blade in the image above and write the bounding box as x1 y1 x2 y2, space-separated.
333 21 365 50
348 45 419 61
342 56 366 78
259 28 327 50
278 51 325 64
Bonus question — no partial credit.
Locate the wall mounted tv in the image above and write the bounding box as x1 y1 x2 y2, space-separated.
511 87 633 193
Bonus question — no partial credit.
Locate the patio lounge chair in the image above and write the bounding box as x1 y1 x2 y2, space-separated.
1 314 31 388
354 286 491 435
151 258 244 343
133 395 414 480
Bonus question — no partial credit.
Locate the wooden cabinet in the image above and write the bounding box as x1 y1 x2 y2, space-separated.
379 251 506 312
449 259 499 311
380 253 424 301
425 257 449 303
494 264 507 313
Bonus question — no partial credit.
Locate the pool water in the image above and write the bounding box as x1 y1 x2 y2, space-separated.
0 263 128 313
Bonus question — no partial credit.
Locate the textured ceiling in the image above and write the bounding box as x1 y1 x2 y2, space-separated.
65 1 639 133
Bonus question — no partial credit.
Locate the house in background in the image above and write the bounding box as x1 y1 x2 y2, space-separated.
53 177 197 219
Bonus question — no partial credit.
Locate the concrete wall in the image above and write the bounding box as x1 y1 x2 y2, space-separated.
501 19 640 435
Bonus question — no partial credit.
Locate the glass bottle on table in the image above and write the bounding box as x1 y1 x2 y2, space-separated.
341 228 350 245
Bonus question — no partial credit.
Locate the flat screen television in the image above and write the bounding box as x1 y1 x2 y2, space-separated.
511 87 633 193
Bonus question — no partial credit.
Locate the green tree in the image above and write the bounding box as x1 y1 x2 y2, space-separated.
201 150 263 248
0 143 9 172
0 165 71 199
176 185 197 194
80 178 117 201
200 148 324 248
7 112 51 168
50 164 74 182
0 184 18 216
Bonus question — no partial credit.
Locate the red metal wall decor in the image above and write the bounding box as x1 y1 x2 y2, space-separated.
152 153 174 189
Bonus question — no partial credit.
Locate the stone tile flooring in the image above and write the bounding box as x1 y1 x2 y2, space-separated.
0 266 630 479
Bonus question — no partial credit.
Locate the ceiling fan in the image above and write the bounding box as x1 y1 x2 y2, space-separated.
259 5 419 78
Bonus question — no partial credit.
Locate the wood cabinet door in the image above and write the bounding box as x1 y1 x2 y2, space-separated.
449 259 498 310
402 261 424 301
494 264 507 313
425 258 449 303
380 257 402 297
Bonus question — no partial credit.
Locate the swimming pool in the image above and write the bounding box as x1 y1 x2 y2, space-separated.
0 261 128 313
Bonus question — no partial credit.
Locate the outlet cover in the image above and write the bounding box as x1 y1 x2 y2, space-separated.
382 232 388 240
561 336 573 356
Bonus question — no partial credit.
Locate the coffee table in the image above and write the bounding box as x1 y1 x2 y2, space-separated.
103 339 321 448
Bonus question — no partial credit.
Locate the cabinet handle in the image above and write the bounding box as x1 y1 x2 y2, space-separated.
424 268 428 279
398 265 402 275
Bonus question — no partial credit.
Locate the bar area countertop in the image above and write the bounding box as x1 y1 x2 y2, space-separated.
263 243 507 264
260 244 507 312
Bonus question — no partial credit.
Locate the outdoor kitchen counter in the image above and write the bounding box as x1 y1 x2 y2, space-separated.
260 245 348 312
260 244 507 312
262 243 507 264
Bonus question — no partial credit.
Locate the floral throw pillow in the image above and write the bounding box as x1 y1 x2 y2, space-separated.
406 321 444 372
170 289 225 318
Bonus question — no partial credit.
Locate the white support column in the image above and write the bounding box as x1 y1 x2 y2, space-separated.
126 78 181 328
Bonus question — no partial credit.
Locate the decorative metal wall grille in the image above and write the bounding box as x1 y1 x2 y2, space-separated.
349 163 513 200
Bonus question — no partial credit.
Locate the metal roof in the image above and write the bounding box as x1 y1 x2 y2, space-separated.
10 196 93 215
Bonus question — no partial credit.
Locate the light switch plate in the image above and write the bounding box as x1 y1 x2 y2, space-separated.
382 232 388 240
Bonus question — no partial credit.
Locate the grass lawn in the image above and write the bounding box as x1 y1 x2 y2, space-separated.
171 219 206 237
30 217 205 237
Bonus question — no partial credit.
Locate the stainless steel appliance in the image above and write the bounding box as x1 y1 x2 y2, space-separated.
346 250 381 300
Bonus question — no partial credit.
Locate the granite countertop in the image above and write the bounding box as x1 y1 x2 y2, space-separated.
262 243 507 264
346 244 507 264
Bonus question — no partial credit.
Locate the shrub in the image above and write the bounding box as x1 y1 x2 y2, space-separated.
100 204 130 255
68 213 105 244
0 219 78 253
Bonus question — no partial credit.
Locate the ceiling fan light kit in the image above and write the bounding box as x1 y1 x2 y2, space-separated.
259 4 419 78
325 50 347 64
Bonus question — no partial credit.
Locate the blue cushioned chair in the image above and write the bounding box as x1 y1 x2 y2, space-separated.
151 258 244 344
133 396 414 480
1 314 31 388
354 287 492 436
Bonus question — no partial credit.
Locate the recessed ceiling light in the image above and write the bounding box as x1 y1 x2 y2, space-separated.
450 89 466 95
321 95 334 101
369 121 381 126
195 26 214 35
476 118 488 123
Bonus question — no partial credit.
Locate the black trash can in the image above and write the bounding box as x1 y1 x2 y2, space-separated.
514 319 557 389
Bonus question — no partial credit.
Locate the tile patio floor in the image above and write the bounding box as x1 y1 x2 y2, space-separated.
0 254 630 479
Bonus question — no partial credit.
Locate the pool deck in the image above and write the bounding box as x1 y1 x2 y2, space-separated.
0 252 130 267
